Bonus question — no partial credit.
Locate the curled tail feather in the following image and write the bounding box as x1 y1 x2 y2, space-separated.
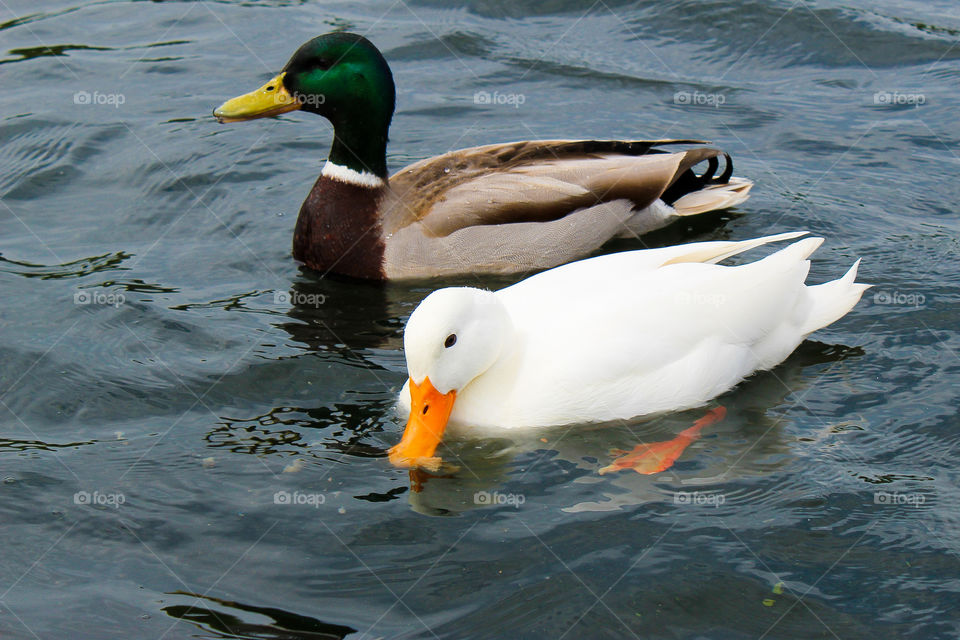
671 177 754 217
801 259 870 336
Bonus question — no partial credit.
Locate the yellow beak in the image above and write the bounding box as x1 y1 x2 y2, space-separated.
388 377 457 471
213 72 301 123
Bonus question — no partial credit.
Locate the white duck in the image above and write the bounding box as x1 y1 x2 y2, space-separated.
389 232 868 470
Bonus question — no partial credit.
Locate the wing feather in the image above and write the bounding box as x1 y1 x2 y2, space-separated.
382 139 727 235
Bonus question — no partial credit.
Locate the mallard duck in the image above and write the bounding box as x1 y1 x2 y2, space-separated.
388 232 868 470
213 32 753 280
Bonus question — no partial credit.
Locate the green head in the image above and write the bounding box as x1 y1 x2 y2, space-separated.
214 32 396 178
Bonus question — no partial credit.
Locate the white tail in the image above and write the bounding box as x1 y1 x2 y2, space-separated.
801 259 870 336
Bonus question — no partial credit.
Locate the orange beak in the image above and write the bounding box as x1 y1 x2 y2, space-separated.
388 377 457 471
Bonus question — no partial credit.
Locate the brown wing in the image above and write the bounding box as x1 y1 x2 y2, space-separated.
382 139 730 236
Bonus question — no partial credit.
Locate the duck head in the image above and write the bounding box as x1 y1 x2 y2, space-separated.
389 288 514 470
213 31 396 178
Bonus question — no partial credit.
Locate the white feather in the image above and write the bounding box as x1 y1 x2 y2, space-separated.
399 233 868 433
320 161 385 188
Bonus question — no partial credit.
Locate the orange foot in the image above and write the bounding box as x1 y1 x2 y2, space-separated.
598 407 727 475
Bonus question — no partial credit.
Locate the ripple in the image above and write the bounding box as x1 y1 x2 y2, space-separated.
0 251 132 279
0 437 96 453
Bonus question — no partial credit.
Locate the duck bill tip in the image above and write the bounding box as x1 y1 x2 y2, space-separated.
388 377 456 470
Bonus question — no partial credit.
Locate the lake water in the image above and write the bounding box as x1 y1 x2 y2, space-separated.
2 0 959 638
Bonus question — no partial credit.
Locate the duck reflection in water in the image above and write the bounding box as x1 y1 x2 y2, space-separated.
402 341 864 515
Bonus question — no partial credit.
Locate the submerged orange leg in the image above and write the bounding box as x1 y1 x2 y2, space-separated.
598 407 727 475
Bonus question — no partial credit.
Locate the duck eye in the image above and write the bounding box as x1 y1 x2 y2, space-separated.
315 57 332 70
444 334 457 348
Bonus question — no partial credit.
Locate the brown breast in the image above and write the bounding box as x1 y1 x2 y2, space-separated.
292 175 387 280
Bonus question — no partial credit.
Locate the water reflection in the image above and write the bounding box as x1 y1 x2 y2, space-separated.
163 591 357 640
276 269 403 355
212 402 393 460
